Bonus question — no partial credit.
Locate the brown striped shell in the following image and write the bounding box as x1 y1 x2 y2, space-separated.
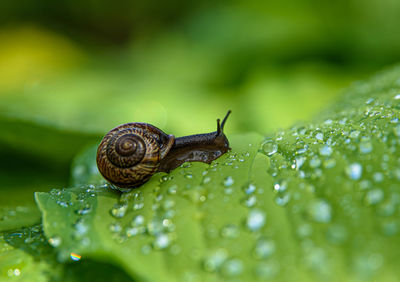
96 123 175 190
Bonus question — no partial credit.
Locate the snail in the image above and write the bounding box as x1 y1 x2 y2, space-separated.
96 111 231 191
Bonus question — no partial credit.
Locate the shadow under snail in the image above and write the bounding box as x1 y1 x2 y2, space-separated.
96 111 232 191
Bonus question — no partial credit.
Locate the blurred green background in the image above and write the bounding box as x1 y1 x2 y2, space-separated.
1 0 400 213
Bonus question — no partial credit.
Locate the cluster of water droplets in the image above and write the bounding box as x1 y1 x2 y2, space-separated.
195 145 283 280
258 91 400 278
2 224 56 277
45 184 107 261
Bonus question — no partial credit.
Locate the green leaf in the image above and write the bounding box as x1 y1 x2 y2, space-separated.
0 225 135 281
0 225 62 281
35 133 263 281
35 66 400 281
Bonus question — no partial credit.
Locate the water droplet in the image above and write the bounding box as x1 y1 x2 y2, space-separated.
359 180 372 190
246 209 266 231
109 222 122 233
162 199 175 210
243 183 256 194
153 233 171 250
203 249 228 272
319 146 332 156
181 162 192 168
262 141 278 156
296 148 307 154
346 163 362 180
202 176 211 184
354 253 383 275
141 244 152 255
76 204 92 215
220 224 239 238
223 176 234 187
255 261 279 279
309 200 332 223
133 202 144 210
48 236 62 247
241 195 257 207
254 238 275 258
394 94 400 100
110 203 128 218
126 226 145 237
373 172 384 183
323 159 336 169
167 185 178 195
394 125 400 137
315 132 324 141
159 175 170 183
221 258 243 277
382 221 398 236
147 218 164 236
75 221 88 236
274 193 291 206
296 156 306 169
350 130 360 139
305 247 327 272
132 215 145 226
365 98 374 104
185 173 193 179
365 189 384 205
359 140 372 154
326 225 347 244
309 157 321 168
273 180 287 193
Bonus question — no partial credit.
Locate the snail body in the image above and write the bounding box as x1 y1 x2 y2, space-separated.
96 111 231 191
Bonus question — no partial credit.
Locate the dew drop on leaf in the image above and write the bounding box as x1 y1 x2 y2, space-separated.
243 183 256 194
253 238 275 259
167 184 178 195
203 249 228 272
153 233 171 250
262 140 278 156
319 145 333 156
110 203 128 218
132 215 145 226
359 139 373 154
394 125 400 136
273 180 287 193
308 200 332 223
109 222 122 233
365 189 384 205
48 236 62 247
241 195 257 207
246 209 266 231
315 132 324 141
346 163 363 180
309 157 321 168
220 224 239 239
274 193 291 206
223 176 234 187
373 172 384 183
326 225 347 244
221 258 243 277
255 261 279 279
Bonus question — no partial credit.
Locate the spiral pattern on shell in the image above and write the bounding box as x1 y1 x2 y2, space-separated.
96 123 175 189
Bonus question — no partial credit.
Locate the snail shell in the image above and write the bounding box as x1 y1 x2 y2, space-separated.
96 123 175 189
